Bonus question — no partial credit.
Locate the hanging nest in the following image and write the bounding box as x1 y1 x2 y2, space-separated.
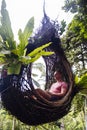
0 13 74 126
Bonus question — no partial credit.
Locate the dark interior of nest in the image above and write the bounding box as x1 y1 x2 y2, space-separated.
0 13 74 126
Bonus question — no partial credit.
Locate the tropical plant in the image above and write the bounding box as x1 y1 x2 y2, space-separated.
0 0 53 75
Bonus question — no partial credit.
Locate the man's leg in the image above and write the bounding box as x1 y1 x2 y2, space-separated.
35 88 51 100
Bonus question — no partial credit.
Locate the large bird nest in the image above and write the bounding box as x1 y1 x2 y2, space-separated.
0 13 74 125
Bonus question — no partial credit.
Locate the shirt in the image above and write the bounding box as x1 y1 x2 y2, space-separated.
49 81 68 94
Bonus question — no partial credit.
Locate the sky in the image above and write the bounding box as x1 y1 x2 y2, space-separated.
0 0 74 41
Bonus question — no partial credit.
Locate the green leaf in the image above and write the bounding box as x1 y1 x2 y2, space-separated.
75 75 80 84
0 50 11 54
75 73 87 95
23 17 34 45
0 0 15 50
75 73 87 87
28 42 52 57
19 42 53 65
40 50 54 56
0 53 5 57
20 51 54 65
7 63 22 75
0 58 5 65
18 29 24 45
20 54 40 64
17 29 25 56
18 17 34 54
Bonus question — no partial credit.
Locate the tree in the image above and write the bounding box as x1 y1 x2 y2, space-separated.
62 14 87 75
61 0 87 129
62 0 87 14
62 0 87 76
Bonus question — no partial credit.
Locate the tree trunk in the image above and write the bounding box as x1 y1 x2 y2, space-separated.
12 117 16 130
60 121 65 130
85 97 87 130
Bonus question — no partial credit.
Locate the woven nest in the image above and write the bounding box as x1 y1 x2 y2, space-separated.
0 13 74 126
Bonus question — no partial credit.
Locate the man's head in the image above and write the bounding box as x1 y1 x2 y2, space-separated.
54 70 62 80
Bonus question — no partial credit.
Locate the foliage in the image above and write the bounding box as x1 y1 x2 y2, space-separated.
60 76 86 130
62 0 87 14
62 0 78 13
59 73 87 130
0 105 85 130
75 73 87 95
60 110 85 130
62 14 87 75
0 108 61 130
0 109 13 130
0 0 54 75
59 20 66 35
61 0 87 129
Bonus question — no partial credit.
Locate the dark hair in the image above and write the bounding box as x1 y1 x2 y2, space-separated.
54 69 62 74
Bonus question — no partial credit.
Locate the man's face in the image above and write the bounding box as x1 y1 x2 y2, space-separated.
54 72 62 80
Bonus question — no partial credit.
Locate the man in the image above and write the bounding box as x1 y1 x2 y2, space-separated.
35 70 68 101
